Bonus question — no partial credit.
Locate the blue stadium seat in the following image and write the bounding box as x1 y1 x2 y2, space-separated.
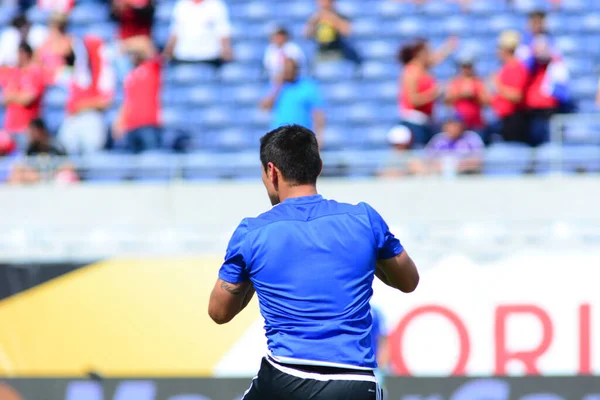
186 84 220 106
535 144 600 174
86 23 117 42
130 151 177 181
234 41 264 63
276 2 313 19
391 16 428 37
162 106 188 129
324 82 356 104
487 14 522 34
230 2 271 21
220 63 261 83
65 381 102 400
152 22 170 47
352 19 380 39
43 86 69 108
560 0 587 12
513 0 550 14
0 155 18 183
468 0 509 14
565 57 595 76
78 153 133 182
165 64 217 84
70 4 110 24
25 7 49 25
555 35 580 56
313 61 355 82
43 109 65 134
336 0 368 18
422 0 462 16
570 76 598 99
357 40 396 60
582 13 600 32
483 143 533 175
202 106 231 128
155 1 174 23
377 0 419 18
362 61 398 81
228 84 264 105
113 380 156 400
442 15 471 36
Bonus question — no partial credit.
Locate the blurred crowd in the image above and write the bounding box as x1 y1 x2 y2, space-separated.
0 0 588 182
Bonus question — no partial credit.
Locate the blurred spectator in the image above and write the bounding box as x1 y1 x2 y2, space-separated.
2 42 46 151
264 26 306 82
37 0 74 15
25 118 66 156
409 114 484 175
0 130 17 155
113 37 162 153
387 124 413 151
445 54 488 133
110 0 155 41
163 0 233 67
524 36 571 146
491 31 529 144
35 13 72 83
518 10 560 64
0 14 48 68
398 37 456 147
304 0 361 68
57 35 115 155
260 58 326 146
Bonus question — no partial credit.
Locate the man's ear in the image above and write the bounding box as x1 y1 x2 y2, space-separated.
268 162 279 190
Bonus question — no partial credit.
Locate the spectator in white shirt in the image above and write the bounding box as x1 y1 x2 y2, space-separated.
163 0 233 68
0 15 47 67
263 26 306 82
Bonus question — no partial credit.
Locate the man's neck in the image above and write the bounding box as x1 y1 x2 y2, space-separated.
280 185 318 202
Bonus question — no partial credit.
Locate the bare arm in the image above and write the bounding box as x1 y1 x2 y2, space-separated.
321 10 352 36
304 13 320 38
163 35 177 59
431 36 458 66
4 91 37 106
495 80 523 103
375 250 419 293
121 35 157 59
208 279 255 325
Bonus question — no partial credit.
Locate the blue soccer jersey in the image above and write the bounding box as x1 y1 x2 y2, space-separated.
218 195 403 370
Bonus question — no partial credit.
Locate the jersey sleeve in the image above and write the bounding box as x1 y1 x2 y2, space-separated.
218 219 251 284
363 203 404 260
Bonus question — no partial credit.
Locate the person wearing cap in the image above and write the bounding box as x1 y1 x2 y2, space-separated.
409 114 484 175
445 53 489 133
112 36 162 153
263 26 306 83
491 30 530 144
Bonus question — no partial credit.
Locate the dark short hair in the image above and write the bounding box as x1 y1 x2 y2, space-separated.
18 42 33 57
29 118 47 132
260 125 322 186
11 15 29 29
529 10 546 19
273 26 289 37
398 38 428 65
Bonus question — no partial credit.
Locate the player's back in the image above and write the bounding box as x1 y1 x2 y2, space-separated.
242 195 385 369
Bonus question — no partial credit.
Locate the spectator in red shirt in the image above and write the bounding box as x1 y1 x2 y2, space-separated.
491 31 530 144
398 37 456 147
113 37 162 153
57 35 115 155
110 0 155 41
2 42 46 151
445 54 489 133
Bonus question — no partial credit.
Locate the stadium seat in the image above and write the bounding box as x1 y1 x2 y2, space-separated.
228 84 264 105
25 7 49 25
535 144 600 174
352 19 380 39
357 40 397 60
155 1 174 23
77 153 133 182
113 381 157 400
422 0 462 16
483 143 534 175
361 61 398 81
582 14 600 32
232 2 271 21
220 63 262 83
166 64 217 84
377 0 419 18
512 0 550 14
65 381 102 400
392 16 428 37
313 61 355 82
70 4 110 24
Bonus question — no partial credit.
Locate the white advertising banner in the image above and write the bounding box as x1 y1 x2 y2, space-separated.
214 250 600 377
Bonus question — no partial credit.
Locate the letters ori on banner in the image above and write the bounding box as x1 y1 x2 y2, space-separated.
388 303 593 376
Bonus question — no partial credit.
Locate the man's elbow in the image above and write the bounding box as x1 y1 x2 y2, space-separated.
400 273 419 293
208 309 233 325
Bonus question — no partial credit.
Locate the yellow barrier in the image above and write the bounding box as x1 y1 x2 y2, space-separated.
0 258 259 377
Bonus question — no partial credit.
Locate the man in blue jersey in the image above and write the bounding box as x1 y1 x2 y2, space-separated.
208 124 419 400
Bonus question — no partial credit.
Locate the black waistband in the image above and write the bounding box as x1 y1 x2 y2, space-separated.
266 356 374 376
